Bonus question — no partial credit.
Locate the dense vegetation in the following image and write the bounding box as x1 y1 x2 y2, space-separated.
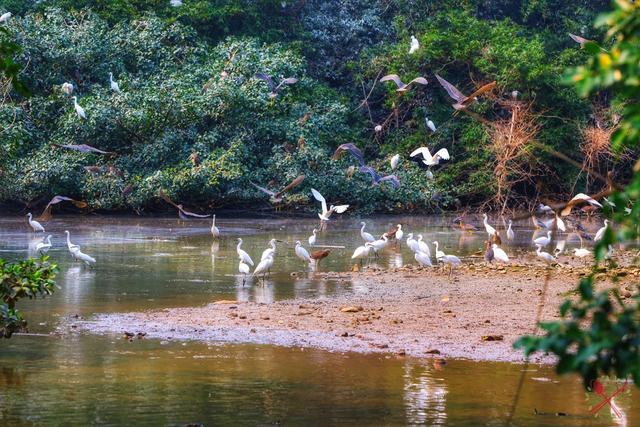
0 1 633 215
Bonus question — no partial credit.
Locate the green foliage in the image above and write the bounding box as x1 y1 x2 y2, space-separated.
0 257 58 338
516 0 640 388
0 27 28 95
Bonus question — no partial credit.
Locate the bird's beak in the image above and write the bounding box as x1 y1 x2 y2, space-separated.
276 239 284 243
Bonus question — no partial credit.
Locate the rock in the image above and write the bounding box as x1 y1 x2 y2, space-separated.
214 299 238 304
340 306 363 313
481 335 504 341
425 349 440 354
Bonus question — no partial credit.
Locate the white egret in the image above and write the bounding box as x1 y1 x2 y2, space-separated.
395 224 404 241
239 259 250 285
406 233 419 253
492 244 509 263
310 188 349 225
109 72 121 93
555 215 566 232
594 219 609 242
236 238 254 266
0 12 11 23
170 0 183 7
425 117 436 133
295 241 311 263
414 251 432 267
482 213 496 236
211 215 220 239
410 146 450 166
536 245 556 266
432 241 445 260
409 35 419 54
351 242 373 265
360 222 375 243
573 248 591 258
432 241 461 277
308 229 318 246
533 231 552 247
73 247 96 266
390 154 400 170
72 96 86 120
61 82 74 95
374 125 382 132
27 213 45 232
506 220 515 241
416 235 431 257
36 235 52 254
64 230 80 258
370 235 388 255
261 238 281 262
425 170 434 180
253 254 274 281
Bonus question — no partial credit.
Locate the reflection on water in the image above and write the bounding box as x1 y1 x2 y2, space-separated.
0 215 637 425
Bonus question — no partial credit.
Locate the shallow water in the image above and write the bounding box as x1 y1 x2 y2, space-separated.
0 215 636 425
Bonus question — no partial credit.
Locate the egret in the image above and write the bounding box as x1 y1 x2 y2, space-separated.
409 35 420 54
310 249 330 271
416 235 431 257
211 215 220 239
72 96 86 120
65 230 80 258
351 242 373 265
73 247 96 266
370 235 389 256
410 146 450 167
170 0 183 6
27 213 45 232
425 117 436 133
555 215 566 232
308 229 318 246
310 188 349 228
360 222 375 243
380 74 428 92
432 241 445 260
254 73 298 98
0 12 11 23
435 74 496 110
482 213 496 236
390 154 400 170
239 260 250 285
573 248 591 258
395 224 404 241
159 190 211 219
295 241 311 263
36 235 52 254
414 251 432 267
594 219 609 242
506 220 515 240
236 238 254 266
533 231 552 247
432 241 461 277
374 125 382 132
406 233 419 253
61 82 74 95
253 254 274 282
492 244 509 263
536 245 556 266
261 238 280 261
425 170 434 180
109 72 121 93
250 175 305 204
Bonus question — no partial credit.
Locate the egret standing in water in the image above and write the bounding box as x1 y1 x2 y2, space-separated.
65 230 80 258
506 220 515 241
72 96 86 120
482 213 496 236
74 248 96 266
210 215 220 239
261 239 282 262
360 222 375 243
308 229 318 246
27 213 45 232
295 241 311 263
351 242 373 266
36 235 52 254
406 233 418 253
253 254 274 283
236 238 254 266
238 259 250 285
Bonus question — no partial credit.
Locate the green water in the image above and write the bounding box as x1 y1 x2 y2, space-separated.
0 215 636 425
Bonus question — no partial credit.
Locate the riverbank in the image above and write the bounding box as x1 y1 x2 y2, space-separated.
73 257 640 363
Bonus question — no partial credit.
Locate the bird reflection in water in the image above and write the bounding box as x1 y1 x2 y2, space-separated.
402 361 447 425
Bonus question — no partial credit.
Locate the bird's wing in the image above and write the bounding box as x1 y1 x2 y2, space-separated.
435 74 466 102
250 182 275 197
275 77 298 91
332 205 349 214
38 196 87 221
254 72 276 91
380 74 404 88
433 148 450 161
379 175 401 188
359 165 380 182
311 188 327 213
331 143 365 166
158 189 181 209
571 193 603 207
407 77 428 87
410 146 431 158
179 209 211 218
568 33 592 45
275 174 305 197
461 81 497 105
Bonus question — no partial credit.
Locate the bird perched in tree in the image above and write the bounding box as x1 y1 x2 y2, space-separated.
435 74 496 110
27 213 45 232
359 166 400 188
53 144 115 155
380 74 428 92
38 195 88 221
390 154 400 170
61 82 74 95
425 117 437 133
568 33 594 47
109 72 121 93
254 73 298 97
0 12 11 23
250 175 305 204
170 0 183 6
410 146 450 167
72 96 86 119
374 125 382 132
409 35 420 54
158 189 211 219
310 249 330 271
331 143 365 166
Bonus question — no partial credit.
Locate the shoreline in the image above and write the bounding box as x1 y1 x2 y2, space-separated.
71 261 640 363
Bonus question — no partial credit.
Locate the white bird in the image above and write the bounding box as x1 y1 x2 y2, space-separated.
410 146 450 166
433 241 461 276
360 222 375 243
61 82 74 95
351 242 373 264
308 229 318 246
36 235 52 254
253 254 274 280
416 235 431 257
211 215 220 239
261 238 279 261
555 215 566 232
395 224 404 241
406 233 419 253
238 260 250 285
492 244 509 263
390 154 400 170
64 230 80 257
506 220 515 240
170 0 183 6
374 125 382 132
72 96 86 120
295 241 311 263
560 193 603 216
73 247 96 266
0 12 11 23
573 248 591 258
482 213 496 236
370 235 388 255
536 245 556 266
606 244 615 260
425 117 436 133
109 72 121 93
236 238 254 266
432 241 445 260
533 231 552 247
594 219 609 242
425 170 434 180
554 239 566 256
27 213 45 232
414 251 432 267
310 188 349 222
409 35 420 54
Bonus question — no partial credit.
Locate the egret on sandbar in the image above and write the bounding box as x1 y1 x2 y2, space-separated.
594 220 609 242
414 251 432 267
536 245 556 266
533 231 552 247
492 244 509 263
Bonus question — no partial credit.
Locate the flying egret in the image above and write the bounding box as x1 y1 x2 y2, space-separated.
380 74 428 92
390 154 400 170
0 12 11 23
27 213 45 232
536 245 556 266
295 241 311 263
409 35 419 54
416 235 431 257
434 74 496 110
109 72 121 93
308 229 318 246
310 188 349 228
239 260 250 285
594 219 609 242
61 82 74 95
533 231 552 247
236 238 254 266
65 230 80 258
254 73 298 97
351 242 373 265
36 235 52 254
415 251 432 267
492 244 509 263
425 117 436 133
406 233 419 253
410 146 450 167
253 254 274 282
211 215 220 238
482 213 496 236
360 222 375 243
72 96 86 120
506 220 515 240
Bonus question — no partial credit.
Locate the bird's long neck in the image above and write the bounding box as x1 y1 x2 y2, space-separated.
66 233 71 245
434 242 439 251
270 241 276 250
361 224 365 233
237 241 242 251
